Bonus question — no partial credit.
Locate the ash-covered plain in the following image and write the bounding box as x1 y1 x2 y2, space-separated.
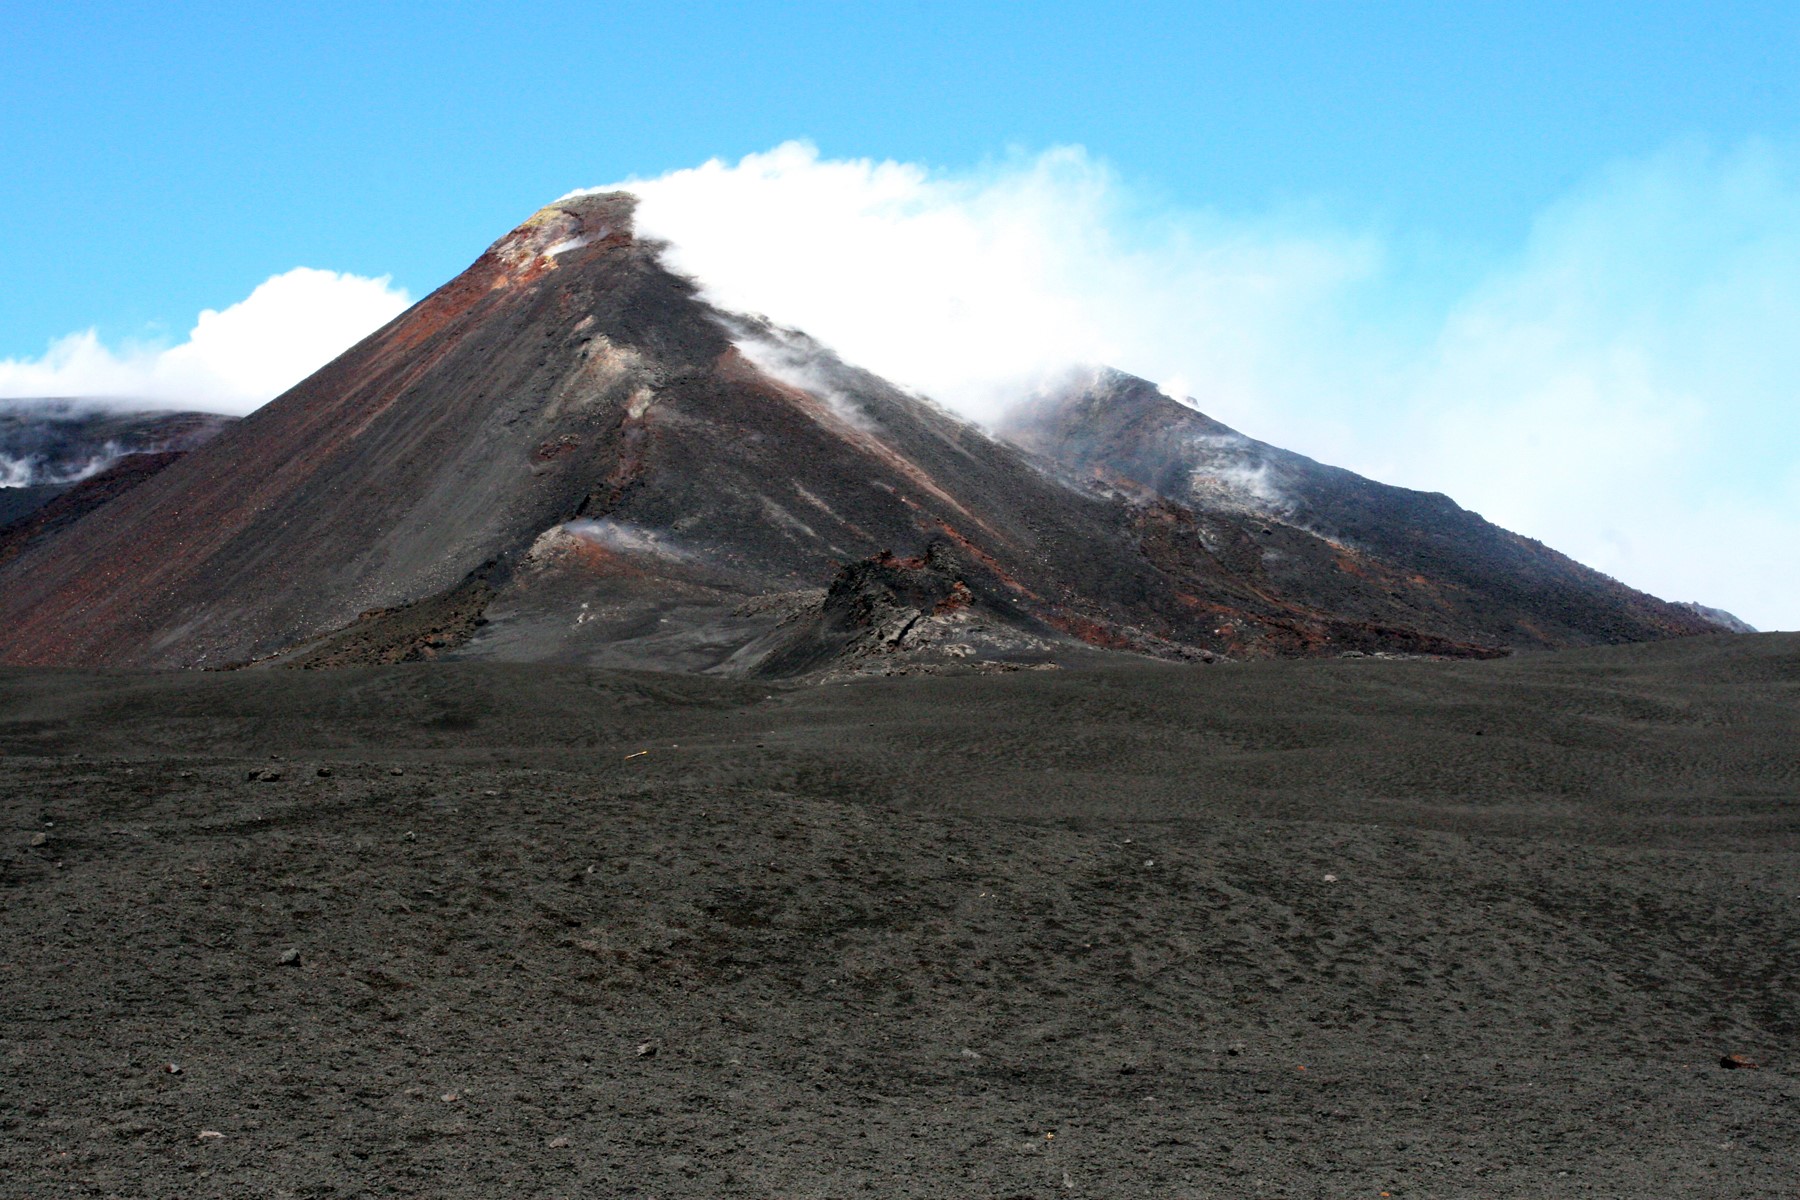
3 633 1796 1198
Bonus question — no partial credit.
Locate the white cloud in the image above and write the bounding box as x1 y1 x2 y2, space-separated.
599 141 1800 630
0 268 411 414
607 142 1380 425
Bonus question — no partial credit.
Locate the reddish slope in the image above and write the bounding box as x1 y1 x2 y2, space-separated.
0 451 191 572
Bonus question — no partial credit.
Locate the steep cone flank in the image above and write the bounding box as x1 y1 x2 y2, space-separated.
0 196 1715 671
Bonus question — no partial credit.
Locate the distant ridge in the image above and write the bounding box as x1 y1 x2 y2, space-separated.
0 401 233 529
1671 602 1756 634
0 400 232 488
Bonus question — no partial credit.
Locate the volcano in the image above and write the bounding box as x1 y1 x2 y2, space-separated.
0 194 1714 672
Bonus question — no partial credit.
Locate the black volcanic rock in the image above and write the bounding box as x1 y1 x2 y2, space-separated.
0 197 1714 671
745 542 1069 679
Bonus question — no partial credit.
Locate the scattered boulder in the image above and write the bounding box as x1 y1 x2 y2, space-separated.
1720 1053 1760 1070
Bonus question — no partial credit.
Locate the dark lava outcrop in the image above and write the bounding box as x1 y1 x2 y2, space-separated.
0 196 1715 672
745 542 1071 680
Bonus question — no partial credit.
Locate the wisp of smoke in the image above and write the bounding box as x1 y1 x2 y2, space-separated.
729 321 880 434
0 442 128 489
562 518 691 561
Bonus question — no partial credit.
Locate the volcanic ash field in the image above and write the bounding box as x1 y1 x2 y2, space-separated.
3 633 1797 1198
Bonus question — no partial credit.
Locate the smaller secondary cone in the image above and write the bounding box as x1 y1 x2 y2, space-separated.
0 195 1717 674
998 367 1714 652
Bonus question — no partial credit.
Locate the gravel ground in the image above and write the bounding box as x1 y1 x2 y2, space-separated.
3 635 1796 1197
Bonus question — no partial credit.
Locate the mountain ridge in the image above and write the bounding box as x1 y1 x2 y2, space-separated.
0 194 1716 671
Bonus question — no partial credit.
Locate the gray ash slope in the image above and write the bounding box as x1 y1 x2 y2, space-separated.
0 195 1712 672
1 633 1795 1196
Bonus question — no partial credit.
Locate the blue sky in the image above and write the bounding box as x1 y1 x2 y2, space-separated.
6 2 1794 348
3 2 1798 626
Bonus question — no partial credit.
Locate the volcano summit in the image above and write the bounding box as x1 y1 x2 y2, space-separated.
0 194 1714 672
